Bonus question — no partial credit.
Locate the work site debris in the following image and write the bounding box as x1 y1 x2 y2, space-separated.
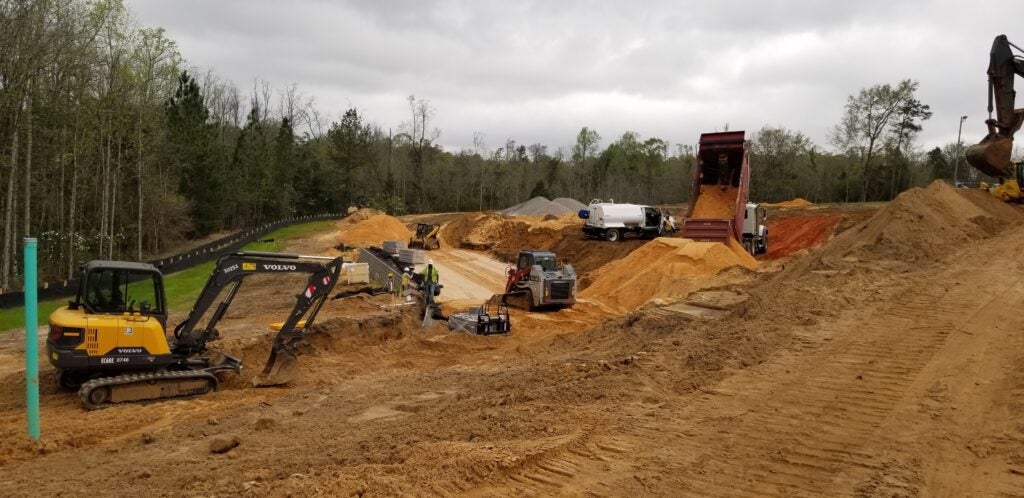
208 436 240 454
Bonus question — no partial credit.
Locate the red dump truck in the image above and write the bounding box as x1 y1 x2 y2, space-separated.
681 131 767 255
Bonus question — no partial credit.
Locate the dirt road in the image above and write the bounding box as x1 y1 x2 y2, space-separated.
428 249 508 303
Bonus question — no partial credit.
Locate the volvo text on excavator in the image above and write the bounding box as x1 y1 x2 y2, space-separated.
966 34 1024 180
46 251 343 409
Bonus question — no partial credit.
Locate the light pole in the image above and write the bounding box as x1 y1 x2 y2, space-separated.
954 115 968 186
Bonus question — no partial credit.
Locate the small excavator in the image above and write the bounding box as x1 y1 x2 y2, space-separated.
46 251 343 409
966 34 1024 191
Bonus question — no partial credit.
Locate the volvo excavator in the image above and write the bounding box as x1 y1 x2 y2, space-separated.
46 251 343 409
966 34 1024 190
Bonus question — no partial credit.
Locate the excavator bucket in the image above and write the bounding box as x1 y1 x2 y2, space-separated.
253 346 299 387
966 135 1014 178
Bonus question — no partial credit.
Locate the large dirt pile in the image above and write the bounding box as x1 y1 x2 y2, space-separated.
581 237 757 311
501 196 577 216
811 181 1024 264
339 214 412 246
691 186 738 218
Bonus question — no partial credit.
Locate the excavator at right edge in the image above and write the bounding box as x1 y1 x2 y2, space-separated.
966 34 1024 180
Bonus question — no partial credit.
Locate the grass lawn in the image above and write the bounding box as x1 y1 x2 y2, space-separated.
0 219 338 333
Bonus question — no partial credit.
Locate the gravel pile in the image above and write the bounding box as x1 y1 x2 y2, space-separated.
501 196 582 217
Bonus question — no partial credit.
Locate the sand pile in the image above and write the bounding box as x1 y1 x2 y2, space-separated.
765 198 813 208
691 186 738 218
339 214 412 247
501 196 576 216
813 180 1024 264
346 207 382 222
581 237 757 311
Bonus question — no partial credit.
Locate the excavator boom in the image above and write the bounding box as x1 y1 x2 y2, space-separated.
966 35 1024 178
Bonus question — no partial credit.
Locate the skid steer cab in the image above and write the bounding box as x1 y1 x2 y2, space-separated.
500 250 577 310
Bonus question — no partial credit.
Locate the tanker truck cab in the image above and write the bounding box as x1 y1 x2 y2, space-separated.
581 200 666 242
742 203 768 255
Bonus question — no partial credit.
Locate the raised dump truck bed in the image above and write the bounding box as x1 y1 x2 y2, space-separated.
682 131 750 244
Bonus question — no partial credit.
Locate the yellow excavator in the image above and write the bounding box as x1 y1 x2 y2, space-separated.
46 251 343 409
409 223 441 250
966 34 1024 198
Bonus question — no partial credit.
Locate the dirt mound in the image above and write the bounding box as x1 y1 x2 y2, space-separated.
765 198 813 208
581 237 757 311
339 214 412 247
762 214 842 260
501 196 575 217
808 181 1024 265
346 207 382 222
691 186 738 218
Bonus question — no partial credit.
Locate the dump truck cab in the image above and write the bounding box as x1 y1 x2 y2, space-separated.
742 203 768 255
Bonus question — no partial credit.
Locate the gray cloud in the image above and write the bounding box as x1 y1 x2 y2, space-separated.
128 0 1023 153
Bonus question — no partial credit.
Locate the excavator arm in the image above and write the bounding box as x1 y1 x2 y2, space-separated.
966 35 1024 178
171 251 344 386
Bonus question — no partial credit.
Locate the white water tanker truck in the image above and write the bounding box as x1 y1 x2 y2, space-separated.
579 201 675 242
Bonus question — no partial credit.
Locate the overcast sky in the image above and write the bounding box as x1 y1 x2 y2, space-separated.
127 0 1024 154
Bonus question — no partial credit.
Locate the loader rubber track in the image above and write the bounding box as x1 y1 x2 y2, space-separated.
78 370 219 410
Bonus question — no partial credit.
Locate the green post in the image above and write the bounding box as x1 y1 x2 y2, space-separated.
24 238 39 441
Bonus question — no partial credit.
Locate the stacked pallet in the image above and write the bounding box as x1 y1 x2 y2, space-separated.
398 248 426 265
382 240 407 254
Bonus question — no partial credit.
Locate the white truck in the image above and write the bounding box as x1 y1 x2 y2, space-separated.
580 200 675 242
741 202 768 255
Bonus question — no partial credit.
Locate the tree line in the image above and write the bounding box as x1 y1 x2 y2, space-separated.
0 0 992 288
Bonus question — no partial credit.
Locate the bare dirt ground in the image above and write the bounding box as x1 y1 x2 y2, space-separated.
3 187 1023 497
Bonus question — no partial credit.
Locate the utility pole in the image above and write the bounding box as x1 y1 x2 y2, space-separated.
954 115 968 186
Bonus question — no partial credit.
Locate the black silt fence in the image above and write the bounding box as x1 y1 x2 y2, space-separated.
0 214 343 309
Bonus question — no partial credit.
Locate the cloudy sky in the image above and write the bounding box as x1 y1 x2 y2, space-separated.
128 0 1023 154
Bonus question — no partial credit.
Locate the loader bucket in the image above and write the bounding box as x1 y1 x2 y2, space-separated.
966 136 1014 178
252 346 298 387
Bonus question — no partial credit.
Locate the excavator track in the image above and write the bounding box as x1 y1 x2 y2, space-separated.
78 370 219 410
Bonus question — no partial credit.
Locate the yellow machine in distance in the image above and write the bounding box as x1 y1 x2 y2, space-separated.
409 223 442 250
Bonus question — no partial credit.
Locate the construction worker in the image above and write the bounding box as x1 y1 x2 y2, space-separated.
423 260 439 291
387 271 398 301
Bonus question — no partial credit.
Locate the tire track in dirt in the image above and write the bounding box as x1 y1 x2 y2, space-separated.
459 225 1024 496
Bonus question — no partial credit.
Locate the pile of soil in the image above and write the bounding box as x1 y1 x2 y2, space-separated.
346 207 382 222
762 214 842 260
809 181 1024 265
691 186 738 218
501 197 577 217
765 198 813 208
581 237 757 311
339 214 412 247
